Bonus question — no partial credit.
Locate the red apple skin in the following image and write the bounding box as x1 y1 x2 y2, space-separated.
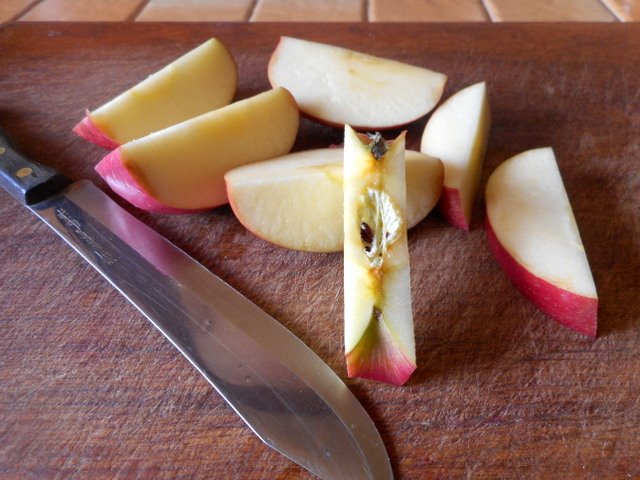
438 186 469 231
73 111 120 150
346 346 416 386
347 355 416 387
95 148 207 214
345 318 416 386
485 216 598 337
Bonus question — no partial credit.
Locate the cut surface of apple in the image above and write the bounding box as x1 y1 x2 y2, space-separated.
343 127 415 385
485 147 598 337
268 36 447 129
74 38 237 149
225 148 443 252
421 81 490 230
95 87 299 213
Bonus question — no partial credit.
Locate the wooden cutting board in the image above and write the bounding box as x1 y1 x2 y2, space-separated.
0 22 638 479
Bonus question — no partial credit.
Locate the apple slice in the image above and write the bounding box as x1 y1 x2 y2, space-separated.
95 88 299 213
225 148 443 252
420 81 490 230
343 127 415 385
74 38 237 149
485 147 598 337
268 36 447 130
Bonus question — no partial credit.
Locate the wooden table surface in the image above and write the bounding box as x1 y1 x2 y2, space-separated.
0 22 639 479
3 0 636 23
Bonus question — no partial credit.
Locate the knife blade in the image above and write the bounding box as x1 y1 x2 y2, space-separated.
0 128 393 480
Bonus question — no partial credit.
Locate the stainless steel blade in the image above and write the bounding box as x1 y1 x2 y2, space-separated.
29 180 393 480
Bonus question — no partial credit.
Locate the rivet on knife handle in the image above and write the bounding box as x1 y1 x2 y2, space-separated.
0 128 70 205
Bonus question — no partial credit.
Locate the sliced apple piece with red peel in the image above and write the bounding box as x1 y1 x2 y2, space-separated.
95 87 299 213
268 36 447 130
225 148 443 252
485 147 598 337
74 111 120 150
74 38 237 149
343 126 415 385
421 81 490 230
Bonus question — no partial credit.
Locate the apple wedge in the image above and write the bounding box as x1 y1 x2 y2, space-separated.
420 81 490 230
485 147 598 337
343 127 415 385
95 88 299 213
225 148 443 252
268 36 447 130
74 38 237 149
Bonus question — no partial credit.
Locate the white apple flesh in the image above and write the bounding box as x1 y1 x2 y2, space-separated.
95 88 299 213
485 147 598 337
225 148 443 252
74 38 237 149
268 36 447 130
343 127 415 385
421 81 490 230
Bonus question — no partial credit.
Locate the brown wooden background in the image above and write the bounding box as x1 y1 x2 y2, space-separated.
0 22 639 479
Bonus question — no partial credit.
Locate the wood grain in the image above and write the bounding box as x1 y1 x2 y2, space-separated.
136 0 255 23
0 22 639 479
482 0 616 21
0 0 37 23
369 0 489 22
250 0 366 22
19 0 146 22
601 0 640 21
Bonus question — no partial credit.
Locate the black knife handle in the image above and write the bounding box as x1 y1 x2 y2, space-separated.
0 128 71 205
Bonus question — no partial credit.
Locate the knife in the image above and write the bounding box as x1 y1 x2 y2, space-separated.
0 128 393 480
